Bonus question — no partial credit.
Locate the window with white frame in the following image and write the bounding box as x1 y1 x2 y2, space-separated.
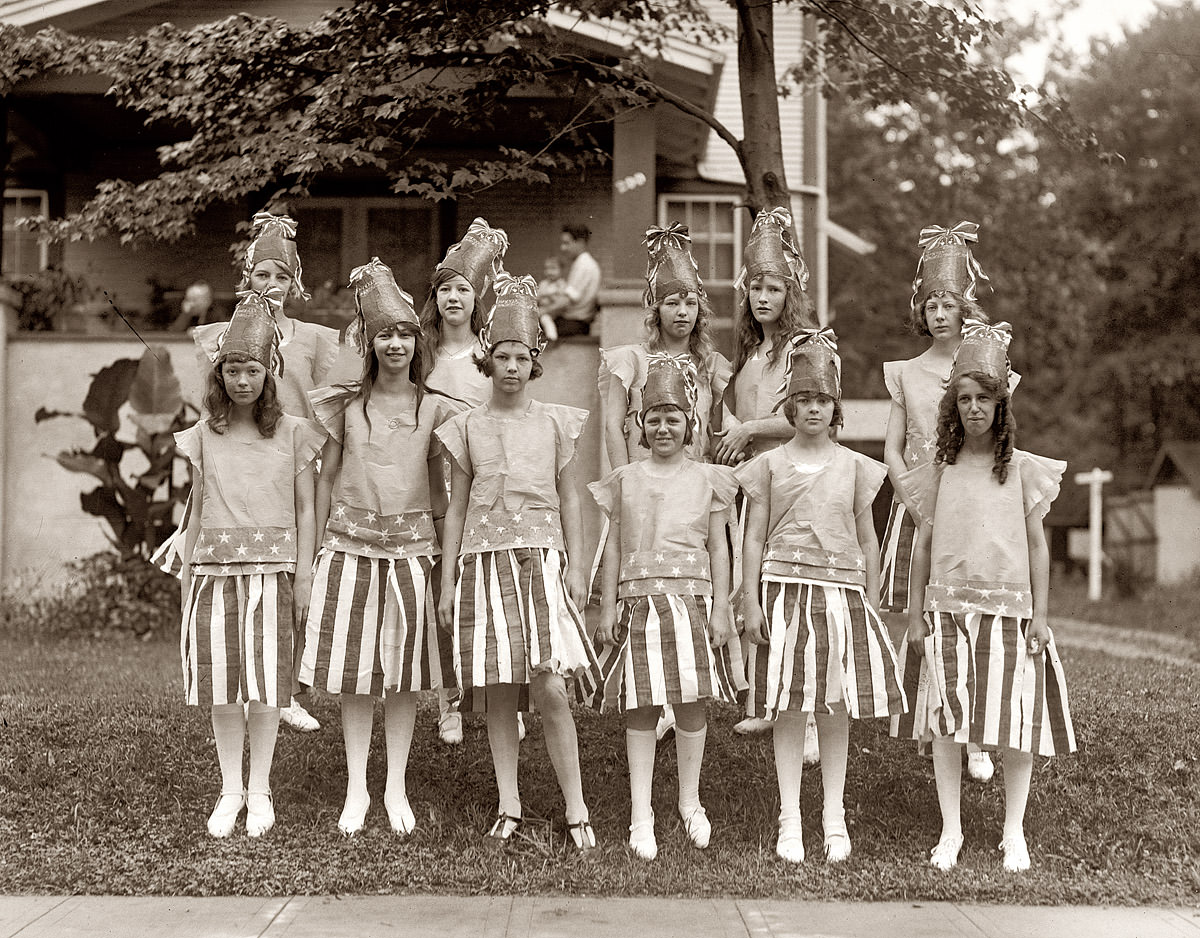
658 194 742 289
3 189 49 278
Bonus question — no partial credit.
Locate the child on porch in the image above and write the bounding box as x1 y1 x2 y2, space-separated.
177 287 322 839
590 355 739 860
897 320 1075 872
301 259 464 837
736 329 905 865
435 272 602 851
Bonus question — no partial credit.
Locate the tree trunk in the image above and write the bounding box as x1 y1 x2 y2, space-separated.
736 0 790 214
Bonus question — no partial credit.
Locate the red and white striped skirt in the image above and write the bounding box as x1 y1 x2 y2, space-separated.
878 498 917 613
900 611 1075 756
300 550 446 697
454 547 600 704
746 578 906 721
594 593 738 712
180 572 294 707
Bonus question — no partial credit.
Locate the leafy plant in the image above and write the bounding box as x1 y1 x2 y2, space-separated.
36 345 197 559
2 266 99 331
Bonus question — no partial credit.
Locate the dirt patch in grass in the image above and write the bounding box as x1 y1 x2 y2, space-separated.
1 631 1197 902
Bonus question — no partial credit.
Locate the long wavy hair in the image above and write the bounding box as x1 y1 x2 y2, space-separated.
347 322 450 435
731 276 816 374
204 353 284 437
908 291 988 338
643 292 718 381
418 267 486 356
934 371 1016 483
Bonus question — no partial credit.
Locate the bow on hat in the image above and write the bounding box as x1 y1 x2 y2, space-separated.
734 205 811 296
344 257 420 358
910 219 990 310
241 210 311 301
638 351 702 439
212 285 287 376
643 222 704 308
961 317 1012 347
480 271 547 355
774 327 839 398
917 221 979 248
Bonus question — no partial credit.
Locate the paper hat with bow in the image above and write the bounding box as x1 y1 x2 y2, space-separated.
480 272 545 354
345 257 420 357
734 206 810 298
241 211 309 301
775 327 841 403
213 287 285 375
950 318 1012 385
638 352 700 438
910 221 990 312
437 217 510 298
643 223 705 307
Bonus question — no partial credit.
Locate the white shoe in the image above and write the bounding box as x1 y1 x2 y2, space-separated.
967 750 995 782
655 706 676 741
438 710 463 745
517 711 526 742
733 716 773 736
930 833 964 871
802 717 820 766
385 793 416 837
776 816 805 864
338 795 370 837
823 812 851 864
629 815 657 860
679 806 711 849
246 790 275 838
280 698 320 732
999 834 1031 872
206 790 245 839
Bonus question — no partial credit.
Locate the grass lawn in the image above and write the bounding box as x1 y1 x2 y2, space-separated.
1051 575 1200 647
1 627 1198 903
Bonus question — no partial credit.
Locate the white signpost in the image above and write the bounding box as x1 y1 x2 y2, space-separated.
1074 467 1114 601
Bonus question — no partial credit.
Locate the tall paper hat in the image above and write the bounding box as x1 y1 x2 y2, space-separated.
910 221 990 312
437 217 510 298
480 272 544 353
643 223 704 307
346 257 420 357
950 318 1012 385
214 287 285 374
775 327 841 403
241 211 309 301
734 206 810 297
639 352 700 438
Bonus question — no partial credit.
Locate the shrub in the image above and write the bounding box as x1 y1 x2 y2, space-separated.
0 552 179 640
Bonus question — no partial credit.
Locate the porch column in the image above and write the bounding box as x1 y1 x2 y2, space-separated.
610 106 657 287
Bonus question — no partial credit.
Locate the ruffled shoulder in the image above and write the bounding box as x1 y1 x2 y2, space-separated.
895 460 942 526
707 351 733 402
847 447 889 517
543 402 589 473
294 321 346 386
587 464 626 519
173 421 205 473
1015 450 1066 520
702 462 739 514
191 321 224 365
286 414 325 476
307 383 360 444
882 360 905 406
597 344 645 397
434 409 474 476
733 451 772 505
424 391 471 429
1009 368 1022 394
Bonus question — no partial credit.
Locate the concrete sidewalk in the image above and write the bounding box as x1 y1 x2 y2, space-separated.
3 896 1199 938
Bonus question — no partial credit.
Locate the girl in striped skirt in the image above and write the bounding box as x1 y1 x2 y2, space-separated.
590 356 738 861
300 259 465 837
421 217 512 744
898 321 1074 873
737 329 905 865
436 272 602 851
177 287 322 839
882 223 1015 782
